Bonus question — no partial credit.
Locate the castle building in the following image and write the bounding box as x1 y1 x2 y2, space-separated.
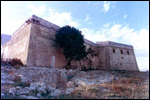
1 15 139 71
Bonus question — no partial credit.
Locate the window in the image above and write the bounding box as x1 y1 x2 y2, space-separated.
127 51 129 55
113 48 115 53
120 49 123 54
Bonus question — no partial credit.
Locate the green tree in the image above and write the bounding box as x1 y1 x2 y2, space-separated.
55 25 87 69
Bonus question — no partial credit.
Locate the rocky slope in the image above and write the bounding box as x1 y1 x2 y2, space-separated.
1 65 149 99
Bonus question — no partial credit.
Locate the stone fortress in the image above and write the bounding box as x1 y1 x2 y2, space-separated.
1 15 139 71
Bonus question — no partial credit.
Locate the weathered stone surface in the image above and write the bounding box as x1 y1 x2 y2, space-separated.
21 95 39 99
30 82 41 90
49 89 62 96
67 81 75 88
9 87 17 96
66 88 74 94
16 87 30 95
15 67 68 89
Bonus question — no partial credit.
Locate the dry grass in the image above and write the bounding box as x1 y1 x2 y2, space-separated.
101 77 149 99
51 76 149 99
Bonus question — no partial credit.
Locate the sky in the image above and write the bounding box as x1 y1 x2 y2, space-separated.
1 1 149 71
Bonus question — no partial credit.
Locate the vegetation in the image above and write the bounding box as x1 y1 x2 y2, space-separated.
55 25 88 69
11 58 24 66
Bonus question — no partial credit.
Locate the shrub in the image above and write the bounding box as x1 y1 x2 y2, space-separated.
11 58 23 66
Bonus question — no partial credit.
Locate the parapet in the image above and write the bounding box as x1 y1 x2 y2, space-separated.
29 15 60 30
96 41 133 49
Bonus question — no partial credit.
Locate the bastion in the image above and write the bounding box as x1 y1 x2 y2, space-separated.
1 15 139 71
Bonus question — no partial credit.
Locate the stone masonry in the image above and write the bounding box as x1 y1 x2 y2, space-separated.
1 15 139 71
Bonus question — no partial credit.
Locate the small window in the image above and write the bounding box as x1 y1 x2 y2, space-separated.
127 51 129 55
113 48 115 53
120 49 123 54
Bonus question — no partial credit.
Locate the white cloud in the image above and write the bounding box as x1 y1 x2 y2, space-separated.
101 1 110 13
103 23 110 28
44 8 79 27
1 13 26 35
81 24 149 71
87 1 90 4
27 4 46 16
84 15 90 21
123 15 127 18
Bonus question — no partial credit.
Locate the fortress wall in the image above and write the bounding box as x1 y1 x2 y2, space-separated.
1 23 31 64
96 41 139 71
26 23 67 68
109 47 139 71
1 41 11 59
96 47 110 70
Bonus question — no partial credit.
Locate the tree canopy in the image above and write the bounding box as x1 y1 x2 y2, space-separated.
55 25 87 69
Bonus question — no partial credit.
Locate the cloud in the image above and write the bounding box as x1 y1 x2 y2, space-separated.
87 1 90 4
103 23 110 28
84 15 91 21
27 4 46 16
101 1 110 13
43 8 80 28
123 15 127 18
1 12 26 35
81 24 149 71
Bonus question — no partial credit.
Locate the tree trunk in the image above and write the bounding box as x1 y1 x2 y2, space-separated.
65 58 71 69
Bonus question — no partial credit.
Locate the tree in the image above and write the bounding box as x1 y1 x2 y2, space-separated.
55 25 88 69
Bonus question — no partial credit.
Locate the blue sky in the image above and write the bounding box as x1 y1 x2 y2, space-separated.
1 1 149 71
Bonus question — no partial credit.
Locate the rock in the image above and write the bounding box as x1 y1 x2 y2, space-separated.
37 82 47 93
66 88 74 94
21 95 39 99
30 82 41 90
16 87 30 95
16 86 22 89
67 69 77 79
37 93 42 97
9 87 17 96
67 81 75 88
47 85 55 92
49 89 61 96
37 87 46 94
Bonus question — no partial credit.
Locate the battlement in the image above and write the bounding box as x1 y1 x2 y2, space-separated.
96 41 133 49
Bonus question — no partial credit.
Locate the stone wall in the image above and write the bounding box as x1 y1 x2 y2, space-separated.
96 41 139 71
26 22 67 68
1 23 31 64
109 47 139 71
